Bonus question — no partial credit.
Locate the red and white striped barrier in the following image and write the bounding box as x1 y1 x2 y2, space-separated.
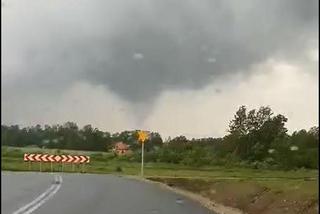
24 153 90 163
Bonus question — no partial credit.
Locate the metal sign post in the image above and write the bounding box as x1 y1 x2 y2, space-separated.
137 130 148 177
141 142 144 177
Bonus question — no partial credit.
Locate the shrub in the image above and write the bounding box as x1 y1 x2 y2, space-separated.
181 157 194 166
143 151 158 162
115 166 122 172
4 149 24 158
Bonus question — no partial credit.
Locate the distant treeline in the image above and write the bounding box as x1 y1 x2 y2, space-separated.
2 106 318 169
1 123 163 152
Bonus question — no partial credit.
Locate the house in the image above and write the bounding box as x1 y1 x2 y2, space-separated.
113 142 132 156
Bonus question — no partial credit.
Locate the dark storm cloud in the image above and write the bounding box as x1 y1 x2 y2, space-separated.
84 0 318 102
2 0 318 103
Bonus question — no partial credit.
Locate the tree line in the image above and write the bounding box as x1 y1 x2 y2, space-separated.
1 123 163 152
1 106 318 169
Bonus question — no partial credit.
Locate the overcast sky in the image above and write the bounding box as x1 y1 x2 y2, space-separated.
1 0 318 138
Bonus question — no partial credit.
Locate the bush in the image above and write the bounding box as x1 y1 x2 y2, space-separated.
1 147 9 156
144 152 158 162
4 149 24 158
90 153 115 162
90 153 104 161
180 157 194 166
115 153 135 161
238 160 250 168
115 166 122 172
249 161 271 169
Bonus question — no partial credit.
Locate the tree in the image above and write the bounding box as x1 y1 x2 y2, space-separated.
144 132 163 152
227 106 288 161
308 126 319 140
170 135 188 143
228 106 248 136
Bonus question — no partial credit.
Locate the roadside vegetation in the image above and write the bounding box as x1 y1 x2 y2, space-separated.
2 105 318 214
148 177 318 214
1 146 318 178
2 105 318 171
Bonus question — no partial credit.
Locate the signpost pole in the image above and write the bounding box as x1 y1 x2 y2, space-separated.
28 162 31 171
39 162 42 172
51 162 53 172
141 142 144 177
137 130 148 178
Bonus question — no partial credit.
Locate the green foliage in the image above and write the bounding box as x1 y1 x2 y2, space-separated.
115 166 123 172
1 106 318 170
2 148 24 158
1 123 163 153
90 153 110 162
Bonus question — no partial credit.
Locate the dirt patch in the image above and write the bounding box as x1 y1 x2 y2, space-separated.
147 177 318 214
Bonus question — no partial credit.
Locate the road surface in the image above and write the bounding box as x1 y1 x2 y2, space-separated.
2 172 213 214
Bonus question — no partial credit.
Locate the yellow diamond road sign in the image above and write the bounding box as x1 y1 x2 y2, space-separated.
137 130 148 143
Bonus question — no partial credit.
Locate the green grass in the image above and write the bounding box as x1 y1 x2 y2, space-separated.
2 146 318 181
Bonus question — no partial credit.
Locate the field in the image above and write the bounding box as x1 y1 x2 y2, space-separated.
2 146 318 214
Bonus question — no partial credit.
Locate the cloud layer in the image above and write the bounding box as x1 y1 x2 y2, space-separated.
1 0 318 137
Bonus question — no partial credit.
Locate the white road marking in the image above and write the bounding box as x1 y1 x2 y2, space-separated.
12 175 62 214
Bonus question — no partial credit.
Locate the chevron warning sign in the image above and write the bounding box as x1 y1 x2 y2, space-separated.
24 153 90 163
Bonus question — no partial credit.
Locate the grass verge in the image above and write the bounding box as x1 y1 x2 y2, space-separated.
147 177 318 214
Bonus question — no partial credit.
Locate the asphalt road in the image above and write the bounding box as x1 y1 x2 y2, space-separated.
2 172 214 214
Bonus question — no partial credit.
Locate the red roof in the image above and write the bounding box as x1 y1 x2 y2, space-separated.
114 142 129 150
